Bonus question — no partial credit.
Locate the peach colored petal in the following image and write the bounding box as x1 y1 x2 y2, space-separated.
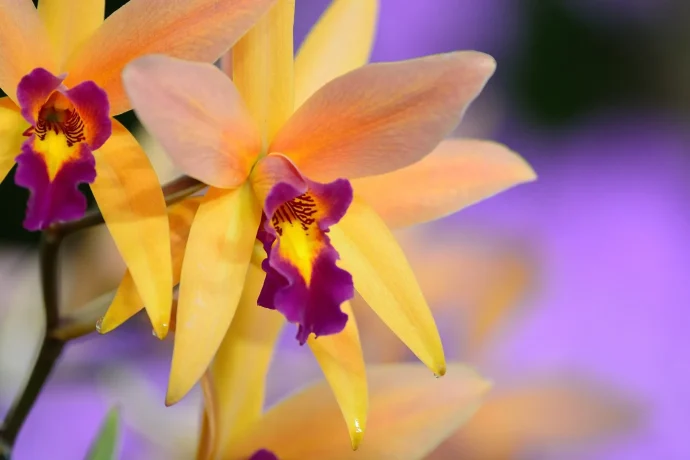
232 0 294 148
329 197 445 375
432 380 640 459
91 120 172 339
271 51 496 183
0 0 54 102
211 244 285 458
352 139 536 228
38 0 104 71
231 363 490 460
63 0 278 115
167 183 261 406
0 98 28 183
98 198 201 334
123 55 260 188
294 0 378 108
308 301 368 450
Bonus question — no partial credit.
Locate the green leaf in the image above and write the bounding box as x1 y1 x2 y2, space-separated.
86 407 120 460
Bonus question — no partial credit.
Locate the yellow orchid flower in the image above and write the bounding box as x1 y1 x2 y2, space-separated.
198 362 490 460
105 0 534 446
0 0 278 339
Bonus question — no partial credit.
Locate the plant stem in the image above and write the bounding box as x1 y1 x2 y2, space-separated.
0 228 65 459
0 175 204 459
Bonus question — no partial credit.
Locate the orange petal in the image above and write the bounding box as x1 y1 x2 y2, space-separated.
97 197 201 334
123 55 261 188
0 0 54 102
294 0 378 108
352 139 536 228
330 197 445 375
209 244 285 458
91 120 172 339
38 0 104 71
167 183 261 406
63 0 278 115
308 301 368 450
232 0 294 148
0 97 27 183
270 51 496 183
231 363 490 459
435 380 640 459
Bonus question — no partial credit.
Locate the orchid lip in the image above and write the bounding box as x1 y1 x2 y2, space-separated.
13 68 111 230
256 164 354 344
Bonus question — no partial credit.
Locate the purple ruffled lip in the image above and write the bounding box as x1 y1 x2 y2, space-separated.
14 67 111 230
257 168 354 345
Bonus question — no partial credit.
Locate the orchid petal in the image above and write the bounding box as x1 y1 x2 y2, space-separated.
232 363 490 459
210 245 285 458
0 98 27 183
90 120 172 339
63 0 278 115
38 0 104 71
308 301 368 450
123 55 260 188
295 0 378 108
233 0 294 147
271 51 495 183
0 0 54 102
167 183 261 406
352 139 536 228
98 198 201 334
330 197 445 375
435 380 639 459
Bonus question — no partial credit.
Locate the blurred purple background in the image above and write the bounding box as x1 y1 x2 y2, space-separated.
2 0 689 459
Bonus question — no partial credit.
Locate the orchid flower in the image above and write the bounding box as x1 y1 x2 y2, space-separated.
108 0 533 444
0 0 277 338
199 363 489 460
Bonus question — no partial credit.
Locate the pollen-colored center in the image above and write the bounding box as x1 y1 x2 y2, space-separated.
271 193 323 284
24 92 86 180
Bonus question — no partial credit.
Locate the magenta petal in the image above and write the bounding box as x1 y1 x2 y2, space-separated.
249 449 279 460
14 139 96 230
17 68 64 124
65 81 111 150
257 177 354 345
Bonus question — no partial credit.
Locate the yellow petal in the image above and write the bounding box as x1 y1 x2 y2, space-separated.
352 139 537 228
123 55 261 188
98 197 201 334
0 0 54 102
64 0 278 115
294 0 379 108
167 183 261 406
91 120 172 339
37 0 104 71
330 197 445 375
231 363 490 460
271 51 496 183
233 0 294 149
209 244 285 458
308 301 368 450
0 97 27 183
435 380 639 459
